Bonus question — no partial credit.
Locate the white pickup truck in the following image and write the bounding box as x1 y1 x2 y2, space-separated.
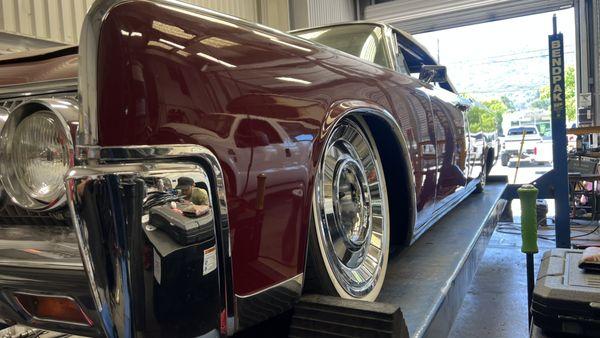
500 126 544 166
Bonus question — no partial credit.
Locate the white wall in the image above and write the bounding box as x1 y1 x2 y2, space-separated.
291 0 355 29
0 0 266 46
0 0 95 45
0 0 353 52
307 0 354 28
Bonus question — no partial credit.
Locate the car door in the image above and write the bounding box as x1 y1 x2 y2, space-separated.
385 28 439 230
428 91 469 206
393 29 472 212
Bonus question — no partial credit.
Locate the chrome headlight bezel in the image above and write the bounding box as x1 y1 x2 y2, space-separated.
0 99 77 210
0 106 8 206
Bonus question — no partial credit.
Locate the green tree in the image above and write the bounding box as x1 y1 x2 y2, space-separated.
532 65 576 121
461 94 510 134
482 99 508 134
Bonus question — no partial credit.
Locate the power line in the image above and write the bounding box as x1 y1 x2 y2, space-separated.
446 51 575 66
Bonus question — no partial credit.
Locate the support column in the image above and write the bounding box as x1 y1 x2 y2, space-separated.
575 0 600 137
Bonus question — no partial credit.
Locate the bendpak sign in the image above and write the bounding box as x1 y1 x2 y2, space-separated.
549 33 565 119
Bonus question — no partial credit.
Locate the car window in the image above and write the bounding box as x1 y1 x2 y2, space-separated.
294 24 391 69
395 31 436 75
508 127 537 135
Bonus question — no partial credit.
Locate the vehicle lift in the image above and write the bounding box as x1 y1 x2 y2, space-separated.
282 17 573 338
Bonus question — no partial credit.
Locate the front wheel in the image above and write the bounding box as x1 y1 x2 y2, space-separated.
501 153 509 166
475 153 488 193
305 118 390 301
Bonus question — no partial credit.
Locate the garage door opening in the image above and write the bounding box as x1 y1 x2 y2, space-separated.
413 8 576 186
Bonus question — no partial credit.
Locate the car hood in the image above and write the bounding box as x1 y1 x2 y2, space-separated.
0 46 78 87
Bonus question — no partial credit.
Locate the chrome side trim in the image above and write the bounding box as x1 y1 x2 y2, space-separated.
70 144 235 336
0 224 84 271
78 0 130 146
0 78 77 100
236 273 303 299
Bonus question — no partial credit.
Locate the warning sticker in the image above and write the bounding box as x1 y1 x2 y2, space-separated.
203 246 217 275
153 249 161 284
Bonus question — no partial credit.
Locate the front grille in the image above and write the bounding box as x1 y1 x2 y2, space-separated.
0 98 23 110
0 93 76 226
0 203 70 226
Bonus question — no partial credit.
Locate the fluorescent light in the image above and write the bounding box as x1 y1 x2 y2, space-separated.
200 37 239 48
148 40 173 50
152 20 195 39
159 38 185 50
275 76 311 85
252 31 311 53
196 52 237 68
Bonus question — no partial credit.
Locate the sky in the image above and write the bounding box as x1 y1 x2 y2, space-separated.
412 9 576 107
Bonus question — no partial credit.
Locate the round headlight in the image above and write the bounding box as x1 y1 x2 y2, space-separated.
0 106 8 206
0 99 77 210
0 107 8 132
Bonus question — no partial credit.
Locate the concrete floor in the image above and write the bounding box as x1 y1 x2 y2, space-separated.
448 222 556 338
448 159 557 337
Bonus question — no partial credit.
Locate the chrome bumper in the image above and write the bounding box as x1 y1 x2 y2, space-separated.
66 145 234 337
0 224 102 337
0 145 233 337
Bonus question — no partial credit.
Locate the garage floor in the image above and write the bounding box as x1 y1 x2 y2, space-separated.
449 215 555 338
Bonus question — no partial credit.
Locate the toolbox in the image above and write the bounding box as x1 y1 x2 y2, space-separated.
149 203 214 245
532 249 600 336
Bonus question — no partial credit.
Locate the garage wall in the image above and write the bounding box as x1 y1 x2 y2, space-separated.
290 0 355 29
308 0 355 27
0 0 262 46
0 0 95 45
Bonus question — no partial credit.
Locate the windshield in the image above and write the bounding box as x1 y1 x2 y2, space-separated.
508 127 537 135
293 24 391 69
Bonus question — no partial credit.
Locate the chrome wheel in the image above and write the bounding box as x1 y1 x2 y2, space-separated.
313 119 389 300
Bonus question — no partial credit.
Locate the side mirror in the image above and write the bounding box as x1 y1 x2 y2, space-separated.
419 65 448 84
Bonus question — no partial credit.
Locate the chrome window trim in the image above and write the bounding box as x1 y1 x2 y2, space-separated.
0 78 78 100
71 144 235 335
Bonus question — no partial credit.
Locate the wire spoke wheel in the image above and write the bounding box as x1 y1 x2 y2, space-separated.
312 119 389 300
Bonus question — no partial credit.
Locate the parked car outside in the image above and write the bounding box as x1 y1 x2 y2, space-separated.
501 126 545 166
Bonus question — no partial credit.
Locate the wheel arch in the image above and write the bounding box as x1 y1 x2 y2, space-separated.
309 100 417 257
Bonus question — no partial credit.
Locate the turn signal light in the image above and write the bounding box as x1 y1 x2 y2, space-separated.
14 293 93 326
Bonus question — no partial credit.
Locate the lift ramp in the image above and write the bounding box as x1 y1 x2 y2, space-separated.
291 178 508 338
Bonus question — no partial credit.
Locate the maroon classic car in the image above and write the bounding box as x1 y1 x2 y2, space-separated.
0 1 493 337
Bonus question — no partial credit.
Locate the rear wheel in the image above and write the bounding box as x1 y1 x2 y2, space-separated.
305 118 389 301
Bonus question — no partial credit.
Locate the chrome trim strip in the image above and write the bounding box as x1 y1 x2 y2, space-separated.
235 274 303 299
0 78 77 99
70 144 235 336
78 0 130 146
0 260 83 270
